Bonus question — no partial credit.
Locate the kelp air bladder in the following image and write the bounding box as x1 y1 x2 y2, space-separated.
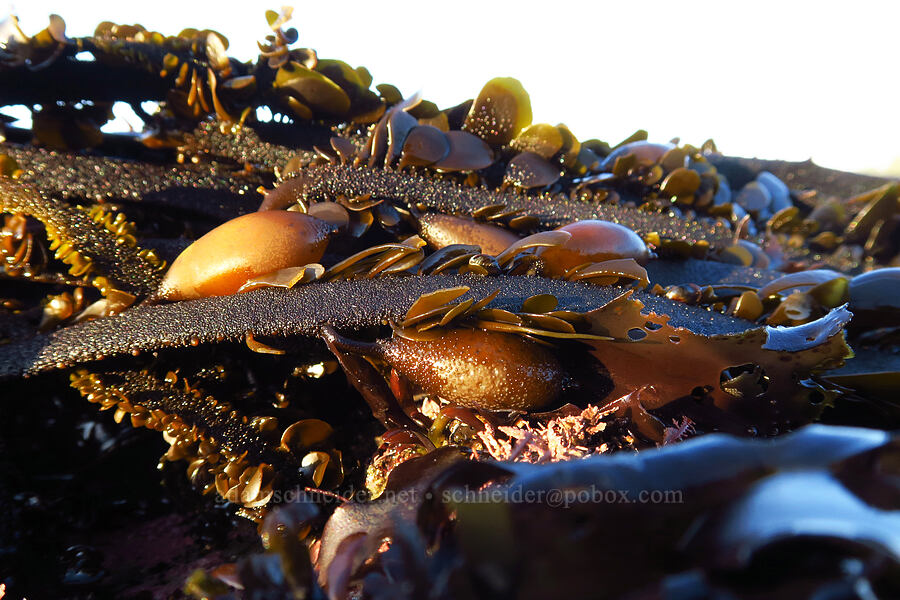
156 211 332 300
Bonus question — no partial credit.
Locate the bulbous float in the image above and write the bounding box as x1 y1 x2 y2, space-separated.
537 219 651 277
156 211 332 300
417 213 521 256
379 329 566 411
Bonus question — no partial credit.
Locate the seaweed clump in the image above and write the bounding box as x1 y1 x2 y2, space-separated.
0 8 899 600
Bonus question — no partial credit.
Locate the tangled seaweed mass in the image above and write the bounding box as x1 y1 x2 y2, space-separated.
1 8 899 599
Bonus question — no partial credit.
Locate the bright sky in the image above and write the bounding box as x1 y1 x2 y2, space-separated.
6 1 900 176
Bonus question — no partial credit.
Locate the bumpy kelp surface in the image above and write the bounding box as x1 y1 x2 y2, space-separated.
2 142 264 220
1 8 899 600
1 275 771 378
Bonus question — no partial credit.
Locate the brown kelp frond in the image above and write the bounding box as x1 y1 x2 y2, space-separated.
309 427 898 600
275 164 734 249
0 177 164 294
70 367 341 510
0 275 761 379
581 292 852 432
1 143 264 220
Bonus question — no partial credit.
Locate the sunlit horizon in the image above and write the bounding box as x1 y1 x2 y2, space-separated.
5 1 900 177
